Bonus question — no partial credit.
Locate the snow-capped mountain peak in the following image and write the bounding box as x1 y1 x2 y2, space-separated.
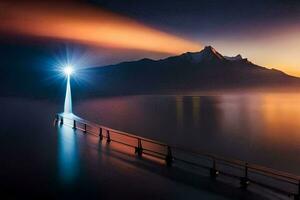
181 46 225 63
224 54 243 61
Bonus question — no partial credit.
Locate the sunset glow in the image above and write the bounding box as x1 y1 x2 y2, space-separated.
1 1 299 76
210 25 300 77
4 1 300 199
0 2 200 54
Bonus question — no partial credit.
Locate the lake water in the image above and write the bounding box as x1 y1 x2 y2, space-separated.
2 93 300 198
0 96 239 199
74 93 300 175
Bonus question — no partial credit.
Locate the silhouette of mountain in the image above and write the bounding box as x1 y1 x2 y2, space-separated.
86 46 300 95
1 44 299 98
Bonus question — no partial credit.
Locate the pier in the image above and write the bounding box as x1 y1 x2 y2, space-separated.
55 112 300 200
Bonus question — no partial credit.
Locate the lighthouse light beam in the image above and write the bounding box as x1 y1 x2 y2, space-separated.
63 65 74 114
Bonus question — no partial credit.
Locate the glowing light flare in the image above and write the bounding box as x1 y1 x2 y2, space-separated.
63 65 74 76
0 2 201 54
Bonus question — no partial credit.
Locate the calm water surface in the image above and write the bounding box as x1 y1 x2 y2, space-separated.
75 93 300 174
2 97 223 199
2 93 300 198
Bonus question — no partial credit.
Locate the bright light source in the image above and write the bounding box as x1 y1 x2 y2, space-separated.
63 65 74 76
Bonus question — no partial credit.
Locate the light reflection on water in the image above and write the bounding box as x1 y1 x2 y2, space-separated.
74 93 300 174
57 125 79 184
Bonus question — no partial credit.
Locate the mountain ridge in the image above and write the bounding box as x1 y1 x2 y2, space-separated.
84 46 300 95
98 46 283 75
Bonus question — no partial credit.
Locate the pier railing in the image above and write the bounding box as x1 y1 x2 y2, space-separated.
55 113 300 199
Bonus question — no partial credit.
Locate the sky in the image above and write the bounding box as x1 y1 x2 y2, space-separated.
1 0 300 76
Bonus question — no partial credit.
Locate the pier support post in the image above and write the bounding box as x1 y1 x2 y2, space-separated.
54 114 59 125
73 120 76 129
240 163 250 189
165 146 173 166
99 128 103 140
84 124 87 133
210 159 219 179
294 181 300 200
106 130 111 143
135 138 143 156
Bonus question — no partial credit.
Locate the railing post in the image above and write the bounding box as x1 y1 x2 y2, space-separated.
73 120 76 129
240 162 250 189
165 146 173 166
294 181 300 200
99 127 103 140
84 124 87 133
106 130 111 143
60 116 64 125
210 158 219 179
135 138 143 156
54 114 59 125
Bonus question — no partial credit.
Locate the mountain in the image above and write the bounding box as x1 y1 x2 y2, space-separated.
224 54 243 61
84 46 300 95
1 45 298 98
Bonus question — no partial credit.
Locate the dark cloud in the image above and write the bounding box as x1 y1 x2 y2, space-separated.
84 0 300 38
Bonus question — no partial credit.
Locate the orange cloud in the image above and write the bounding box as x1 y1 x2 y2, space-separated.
0 1 201 54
